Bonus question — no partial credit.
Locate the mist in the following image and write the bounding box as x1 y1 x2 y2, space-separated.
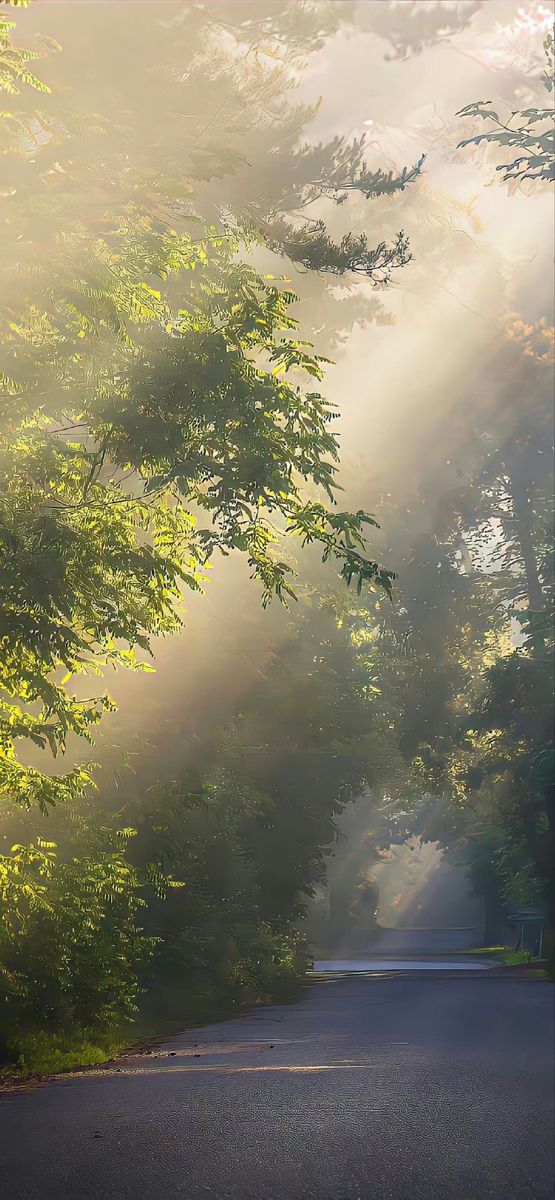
88 0 553 937
1 0 553 1050
2 8 554 1193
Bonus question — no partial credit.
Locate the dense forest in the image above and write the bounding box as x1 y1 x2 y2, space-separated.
0 0 553 1075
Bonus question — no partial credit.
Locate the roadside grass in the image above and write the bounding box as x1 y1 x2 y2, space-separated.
453 946 508 956
0 1028 125 1082
1 975 305 1082
453 946 549 973
502 949 547 966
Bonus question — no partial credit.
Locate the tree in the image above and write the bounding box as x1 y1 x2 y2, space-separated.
458 31 555 185
361 1 483 61
1 0 423 1068
1 4 411 817
441 318 554 928
0 574 410 1059
452 36 554 937
364 315 555 945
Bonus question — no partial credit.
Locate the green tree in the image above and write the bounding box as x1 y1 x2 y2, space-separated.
2 4 408 817
367 316 554 944
458 31 555 185
0 0 422 1067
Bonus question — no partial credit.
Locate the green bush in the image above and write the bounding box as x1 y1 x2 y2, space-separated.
0 841 152 1064
503 949 533 966
7 1029 124 1076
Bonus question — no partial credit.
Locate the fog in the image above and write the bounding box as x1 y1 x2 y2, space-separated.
3 0 554 944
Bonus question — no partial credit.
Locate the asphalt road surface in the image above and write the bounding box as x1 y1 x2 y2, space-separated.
368 925 486 955
1 973 553 1200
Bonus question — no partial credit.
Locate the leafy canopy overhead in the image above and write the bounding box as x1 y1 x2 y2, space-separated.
0 4 402 814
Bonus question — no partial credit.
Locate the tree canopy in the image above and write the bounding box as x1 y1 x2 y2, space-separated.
1 2 414 819
0 0 552 1075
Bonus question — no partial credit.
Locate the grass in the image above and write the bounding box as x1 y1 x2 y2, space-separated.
1 975 306 1082
454 945 508 956
501 949 547 966
1 1027 126 1081
463 947 550 975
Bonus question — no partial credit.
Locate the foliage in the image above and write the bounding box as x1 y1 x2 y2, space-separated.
0 836 152 1063
0 233 395 816
0 6 44 98
5 1028 124 1077
193 0 356 58
449 320 554 913
128 771 311 1010
264 220 412 281
458 33 555 184
503 948 533 966
364 1 483 61
0 0 420 1068
260 143 425 279
2 0 551 1076
109 583 409 965
0 2 410 821
364 313 555 936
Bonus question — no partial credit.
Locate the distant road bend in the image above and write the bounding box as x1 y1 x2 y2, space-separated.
369 922 486 955
1 931 553 1199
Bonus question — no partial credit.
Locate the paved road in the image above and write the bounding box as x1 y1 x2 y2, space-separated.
313 957 494 971
1 975 553 1199
369 925 486 955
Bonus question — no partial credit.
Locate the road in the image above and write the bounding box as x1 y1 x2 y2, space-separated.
1 972 553 1199
368 924 486 955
